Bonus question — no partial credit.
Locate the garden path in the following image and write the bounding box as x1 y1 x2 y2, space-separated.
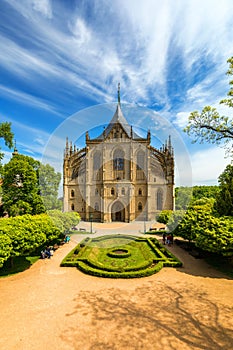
0 222 232 350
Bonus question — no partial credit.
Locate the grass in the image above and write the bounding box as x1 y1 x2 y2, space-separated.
61 234 182 278
0 255 40 278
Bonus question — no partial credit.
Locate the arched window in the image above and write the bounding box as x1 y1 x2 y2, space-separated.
138 188 142 196
95 188 99 196
71 189 75 197
121 187 125 195
137 150 145 170
157 189 163 210
138 202 143 211
93 151 101 171
71 204 75 211
113 149 124 170
94 202 99 211
111 187 115 195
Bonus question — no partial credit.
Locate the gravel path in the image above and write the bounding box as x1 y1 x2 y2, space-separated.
0 222 232 350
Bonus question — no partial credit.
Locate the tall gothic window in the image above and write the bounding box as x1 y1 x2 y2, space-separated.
71 189 75 197
137 150 145 170
138 202 143 211
93 151 101 171
113 149 124 170
157 189 163 210
94 202 99 211
71 204 75 211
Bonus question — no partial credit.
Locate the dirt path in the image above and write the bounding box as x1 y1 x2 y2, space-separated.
0 233 232 350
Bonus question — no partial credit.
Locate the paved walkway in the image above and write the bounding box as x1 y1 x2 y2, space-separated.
0 222 233 350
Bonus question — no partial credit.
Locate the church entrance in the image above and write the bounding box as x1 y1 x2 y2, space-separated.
111 201 125 222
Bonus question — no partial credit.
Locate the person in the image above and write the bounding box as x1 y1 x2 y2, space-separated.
44 246 51 259
166 234 172 247
64 235 70 243
162 233 166 245
40 250 46 259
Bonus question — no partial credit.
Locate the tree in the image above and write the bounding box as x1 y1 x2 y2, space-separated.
156 210 173 224
0 213 62 267
184 57 233 157
0 233 12 268
175 187 193 210
2 154 45 216
195 216 233 257
38 163 62 210
48 210 80 232
214 164 233 216
0 121 14 164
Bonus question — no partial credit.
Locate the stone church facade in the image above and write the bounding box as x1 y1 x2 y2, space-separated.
63 90 174 222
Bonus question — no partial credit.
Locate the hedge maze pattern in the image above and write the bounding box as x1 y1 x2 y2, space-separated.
61 235 182 278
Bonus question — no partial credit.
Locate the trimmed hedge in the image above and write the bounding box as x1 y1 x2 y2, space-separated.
61 234 182 278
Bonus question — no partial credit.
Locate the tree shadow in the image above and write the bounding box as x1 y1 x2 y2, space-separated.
0 256 39 277
159 238 233 280
60 282 233 350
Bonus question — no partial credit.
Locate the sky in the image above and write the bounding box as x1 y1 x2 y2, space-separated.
0 0 233 187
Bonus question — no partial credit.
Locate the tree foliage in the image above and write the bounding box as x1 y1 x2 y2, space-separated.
48 210 80 232
215 164 233 216
39 163 62 210
2 154 45 216
170 197 233 257
0 213 64 267
0 233 12 268
184 56 233 156
156 210 173 224
0 121 14 163
1 154 62 216
175 186 219 210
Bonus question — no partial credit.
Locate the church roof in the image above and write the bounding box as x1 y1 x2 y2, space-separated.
95 102 142 140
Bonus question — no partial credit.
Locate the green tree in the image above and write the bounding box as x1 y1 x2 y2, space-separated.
39 163 62 210
0 121 14 164
192 186 219 201
0 233 12 268
156 210 173 224
195 216 233 257
2 154 45 216
184 57 233 156
215 164 233 216
175 187 193 210
48 210 80 232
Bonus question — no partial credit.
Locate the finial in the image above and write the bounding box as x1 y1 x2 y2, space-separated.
118 83 120 105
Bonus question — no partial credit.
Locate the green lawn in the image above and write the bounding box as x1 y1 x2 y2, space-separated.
61 234 182 278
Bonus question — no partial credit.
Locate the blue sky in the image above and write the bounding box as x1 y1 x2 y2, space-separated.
0 0 233 186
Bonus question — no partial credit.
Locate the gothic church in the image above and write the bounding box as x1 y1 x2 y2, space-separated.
63 86 174 222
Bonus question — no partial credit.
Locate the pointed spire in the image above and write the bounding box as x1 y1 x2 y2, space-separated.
65 137 69 157
12 140 18 156
168 135 172 153
118 82 121 105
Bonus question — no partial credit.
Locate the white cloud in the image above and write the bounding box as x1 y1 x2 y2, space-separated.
0 84 61 115
191 146 230 185
174 112 190 129
32 0 52 18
